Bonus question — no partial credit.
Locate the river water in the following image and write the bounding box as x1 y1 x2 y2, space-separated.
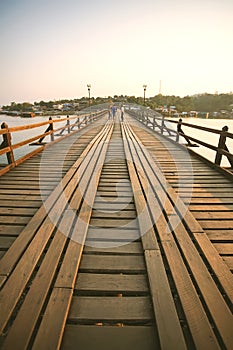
1 114 233 167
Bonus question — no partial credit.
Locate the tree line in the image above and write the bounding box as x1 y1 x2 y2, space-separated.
2 93 233 115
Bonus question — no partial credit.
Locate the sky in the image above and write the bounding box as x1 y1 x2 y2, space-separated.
0 0 233 105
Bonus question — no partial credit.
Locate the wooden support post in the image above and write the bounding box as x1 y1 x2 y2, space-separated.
215 126 233 167
176 119 181 142
153 116 155 130
0 122 15 164
161 115 165 135
66 115 70 133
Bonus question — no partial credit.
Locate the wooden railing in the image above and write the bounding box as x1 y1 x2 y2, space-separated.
0 110 106 175
127 107 233 169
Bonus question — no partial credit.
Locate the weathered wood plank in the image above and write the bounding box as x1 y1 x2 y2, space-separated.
79 255 146 273
86 227 140 242
75 273 148 293
125 121 228 349
89 218 138 228
91 210 136 219
0 237 16 249
199 220 233 229
1 228 69 350
213 243 233 255
0 216 32 225
68 296 153 321
205 230 233 241
31 288 73 350
84 242 143 254
0 208 37 216
145 250 186 349
61 325 158 350
0 225 23 236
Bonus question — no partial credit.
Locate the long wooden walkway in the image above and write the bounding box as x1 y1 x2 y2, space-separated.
0 112 232 350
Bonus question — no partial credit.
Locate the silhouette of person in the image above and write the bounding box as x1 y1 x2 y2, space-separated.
120 106 124 121
177 118 192 145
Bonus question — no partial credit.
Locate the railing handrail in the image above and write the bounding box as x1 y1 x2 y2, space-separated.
0 113 94 135
126 106 233 169
165 118 233 139
0 110 107 176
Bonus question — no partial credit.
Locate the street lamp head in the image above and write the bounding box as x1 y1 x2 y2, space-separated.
87 84 91 90
143 84 147 90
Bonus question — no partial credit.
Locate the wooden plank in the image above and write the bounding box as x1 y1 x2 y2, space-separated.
121 125 160 251
192 212 233 219
124 122 225 349
54 123 114 289
0 201 41 208
0 123 113 334
0 216 32 225
205 230 233 241
75 273 148 293
68 296 153 321
213 243 233 255
1 228 69 350
86 227 140 242
79 255 146 273
84 242 143 254
145 250 186 349
223 257 233 270
0 122 111 276
93 202 135 210
0 274 7 288
0 194 42 201
89 218 138 229
31 288 73 350
91 210 136 219
0 214 60 333
0 225 23 236
0 236 16 249
95 191 133 197
198 220 233 229
61 325 158 350
188 205 233 211
0 208 37 216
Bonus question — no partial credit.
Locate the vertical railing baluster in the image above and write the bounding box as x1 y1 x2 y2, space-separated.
1 122 15 165
215 126 233 167
161 115 165 135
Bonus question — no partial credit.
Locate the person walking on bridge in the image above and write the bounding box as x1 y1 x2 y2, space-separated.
111 105 116 120
120 105 124 122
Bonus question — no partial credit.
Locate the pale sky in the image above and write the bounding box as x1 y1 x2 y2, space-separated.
0 0 232 105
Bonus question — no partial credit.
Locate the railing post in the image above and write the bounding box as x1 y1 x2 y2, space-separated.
153 116 155 130
66 115 70 133
215 126 228 166
161 115 165 135
1 122 15 164
176 118 182 142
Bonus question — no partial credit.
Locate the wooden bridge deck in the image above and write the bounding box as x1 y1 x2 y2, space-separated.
0 113 232 350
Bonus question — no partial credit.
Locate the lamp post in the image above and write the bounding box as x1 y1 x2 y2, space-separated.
143 84 147 105
87 84 91 107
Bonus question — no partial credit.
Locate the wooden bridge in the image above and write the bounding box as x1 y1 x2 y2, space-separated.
0 108 232 349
